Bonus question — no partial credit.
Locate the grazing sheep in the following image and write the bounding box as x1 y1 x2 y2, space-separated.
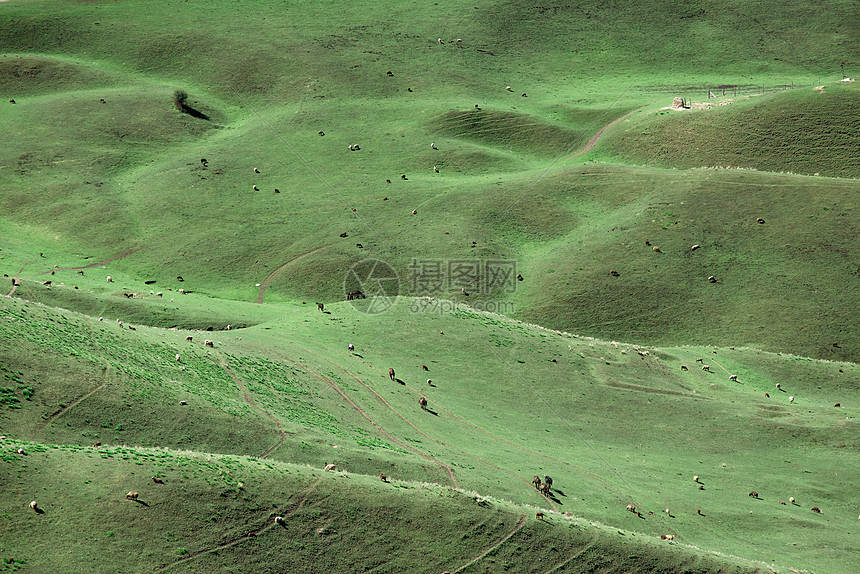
661 534 675 541
253 185 259 191
388 368 396 381
749 491 759 498
811 506 821 513
626 504 636 513
126 491 139 501
186 336 193 342
789 497 796 504
386 70 394 76
319 130 325 135
702 365 710 371
419 396 428 410
107 276 113 282
693 475 700 483
175 354 181 362
765 392 770 397
438 37 443 44
178 289 185 294
433 165 439 173
699 485 705 490
339 232 348 238
401 174 407 179
379 473 388 482
652 246 661 253
29 500 39 511
729 374 738 381
412 210 417 215
696 358 703 362
204 340 213 347
254 167 260 173
517 273 524 281
779 500 787 505
355 243 363 248
756 217 765 224
708 275 717 283
324 464 336 471
156 292 163 297
179 400 187 405
16 449 25 455
691 244 700 251
152 476 165 484
43 280 51 286
680 365 688 371
274 516 285 524
348 343 355 352
430 143 437 149
789 396 795 403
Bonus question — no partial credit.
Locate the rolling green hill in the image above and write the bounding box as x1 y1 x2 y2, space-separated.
1 0 859 572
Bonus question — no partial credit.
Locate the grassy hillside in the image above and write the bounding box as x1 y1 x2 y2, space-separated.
2 0 859 572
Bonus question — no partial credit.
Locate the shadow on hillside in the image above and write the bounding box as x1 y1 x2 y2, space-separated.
132 499 150 507
552 488 566 497
180 104 210 120
395 378 405 385
423 408 439 416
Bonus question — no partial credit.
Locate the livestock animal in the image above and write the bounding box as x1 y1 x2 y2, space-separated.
29 500 39 511
835 403 841 407
811 506 821 513
253 185 259 191
708 275 717 283
789 396 795 403
691 244 700 251
702 365 710 371
274 516 285 524
386 70 394 76
696 358 703 362
175 354 181 362
626 504 636 513
764 392 770 397
681 365 688 371
430 143 437 149
204 340 214 347
178 289 185 294
348 343 355 352
756 217 765 224
355 243 363 248
319 131 325 135
388 368 396 381
412 210 417 215
152 477 165 484
729 374 738 381
540 482 550 496
697 508 704 516
433 165 439 173
347 290 366 300
93 442 101 447
661 534 675 541
126 491 139 501
693 475 700 483
749 491 759 498
379 473 388 482
254 167 260 173
779 500 787 505
789 497 796 504
652 246 662 252
77 270 84 275
324 464 336 471
517 273 524 281
535 511 545 519
186 336 193 342
43 280 51 286
340 232 348 237
156 292 163 297
419 396 428 410
422 365 429 371
544 476 553 489
427 379 432 385
179 400 187 405
107 276 113 282
317 302 324 312
532 476 542 489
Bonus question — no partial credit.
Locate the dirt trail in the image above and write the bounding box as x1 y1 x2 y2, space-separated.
215 354 289 458
451 511 528 573
37 366 111 430
566 107 644 160
256 244 331 304
156 476 322 571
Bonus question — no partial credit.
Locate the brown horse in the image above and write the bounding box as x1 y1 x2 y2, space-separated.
388 368 396 381
419 397 428 410
317 302 324 312
532 476 541 489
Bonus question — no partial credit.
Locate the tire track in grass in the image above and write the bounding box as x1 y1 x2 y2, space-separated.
211 353 288 459
156 476 322 572
450 510 528 573
259 335 559 510
565 107 645 160
36 365 111 430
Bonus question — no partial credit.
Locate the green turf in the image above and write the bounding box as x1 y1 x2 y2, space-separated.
1 1 859 571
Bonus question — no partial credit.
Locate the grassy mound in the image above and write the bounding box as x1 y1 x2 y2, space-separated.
598 82 860 178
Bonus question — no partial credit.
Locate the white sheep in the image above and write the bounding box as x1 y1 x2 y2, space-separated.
156 292 163 297
204 340 213 347
348 343 354 352
178 288 185 294
430 142 437 149
708 275 717 283
324 463 336 471
107 276 113 282
29 500 38 511
253 185 259 191
693 475 699 483
729 374 738 381
691 244 700 251
702 364 710 371
789 497 796 504
226 324 232 330
789 396 795 403
438 37 443 44
433 166 439 173
274 515 285 524
253 167 260 174
175 354 181 362
126 491 139 501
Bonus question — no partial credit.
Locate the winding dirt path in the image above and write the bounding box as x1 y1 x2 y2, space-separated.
256 244 331 304
156 476 323 571
213 353 289 458
566 106 645 160
451 511 528 573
